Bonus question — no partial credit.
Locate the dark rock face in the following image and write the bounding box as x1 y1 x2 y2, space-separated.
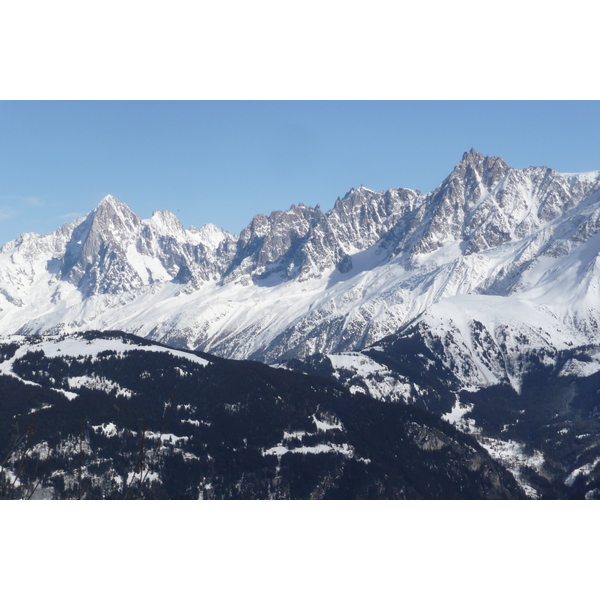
173 264 194 285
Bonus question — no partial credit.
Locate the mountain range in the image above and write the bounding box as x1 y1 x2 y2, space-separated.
2 149 600 498
1 149 600 371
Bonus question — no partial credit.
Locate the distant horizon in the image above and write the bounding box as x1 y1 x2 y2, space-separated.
1 101 600 245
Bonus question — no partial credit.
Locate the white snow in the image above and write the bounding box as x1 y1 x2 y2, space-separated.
29 403 52 414
565 457 600 486
126 244 171 285
144 431 189 444
312 413 343 432
558 358 600 378
559 170 600 184
442 398 474 424
326 352 413 401
194 223 233 250
283 431 307 441
92 423 118 438
478 437 546 498
263 443 353 457
263 445 289 457
328 352 388 376
0 335 210 372
0 334 209 404
126 470 160 486
68 375 134 398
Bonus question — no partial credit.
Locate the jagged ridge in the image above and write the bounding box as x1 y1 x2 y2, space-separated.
0 151 599 371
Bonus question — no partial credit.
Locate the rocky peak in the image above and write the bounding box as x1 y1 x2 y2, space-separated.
224 204 319 281
194 223 236 251
60 199 141 296
68 195 140 260
97 194 120 206
91 195 140 234
335 185 376 209
449 149 509 192
223 182 423 283
147 210 185 238
407 151 512 256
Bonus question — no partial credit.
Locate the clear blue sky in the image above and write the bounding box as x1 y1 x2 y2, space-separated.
1 100 599 245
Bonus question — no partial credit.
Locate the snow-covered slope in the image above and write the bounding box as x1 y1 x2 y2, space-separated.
1 151 600 374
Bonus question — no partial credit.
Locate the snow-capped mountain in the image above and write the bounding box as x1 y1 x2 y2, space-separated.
3 149 600 500
1 149 600 377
